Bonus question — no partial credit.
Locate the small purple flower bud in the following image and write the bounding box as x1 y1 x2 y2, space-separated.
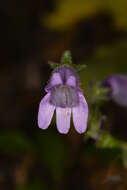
104 74 127 106
38 65 88 134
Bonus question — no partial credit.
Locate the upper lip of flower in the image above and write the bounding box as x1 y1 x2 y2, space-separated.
45 66 78 92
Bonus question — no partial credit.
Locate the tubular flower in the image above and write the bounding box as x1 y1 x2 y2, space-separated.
38 66 88 134
104 74 127 106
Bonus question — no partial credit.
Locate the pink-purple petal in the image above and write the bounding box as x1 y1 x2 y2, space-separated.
56 107 71 134
45 72 63 92
72 93 88 134
66 76 77 87
38 93 55 129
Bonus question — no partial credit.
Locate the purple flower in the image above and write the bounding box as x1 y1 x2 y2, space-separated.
38 66 88 134
104 74 127 106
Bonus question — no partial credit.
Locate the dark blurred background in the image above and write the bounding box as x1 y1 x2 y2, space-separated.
0 0 127 189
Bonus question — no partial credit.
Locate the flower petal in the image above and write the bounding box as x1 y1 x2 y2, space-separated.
45 72 63 92
56 107 71 134
72 93 88 134
56 66 78 86
38 93 55 129
66 76 77 87
104 75 127 106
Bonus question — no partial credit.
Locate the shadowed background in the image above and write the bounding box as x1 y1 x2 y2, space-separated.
0 0 127 189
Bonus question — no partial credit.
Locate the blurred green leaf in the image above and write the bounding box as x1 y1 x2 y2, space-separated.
0 131 35 154
121 147 127 168
80 40 127 96
83 145 122 164
48 61 59 69
43 0 105 30
16 182 50 190
37 131 68 181
97 132 121 148
43 0 127 30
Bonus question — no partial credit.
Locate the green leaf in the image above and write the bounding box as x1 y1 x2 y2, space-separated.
80 40 127 94
61 50 72 65
83 145 121 164
97 132 121 149
16 182 50 190
43 0 127 30
48 61 59 69
0 131 35 154
72 64 87 72
37 131 68 181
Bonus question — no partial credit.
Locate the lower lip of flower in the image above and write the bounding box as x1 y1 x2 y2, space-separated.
50 85 79 108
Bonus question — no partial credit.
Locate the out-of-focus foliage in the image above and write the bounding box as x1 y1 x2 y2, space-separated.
0 130 68 182
43 0 127 30
16 183 50 190
79 40 127 94
37 131 68 181
85 81 127 168
0 131 35 154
